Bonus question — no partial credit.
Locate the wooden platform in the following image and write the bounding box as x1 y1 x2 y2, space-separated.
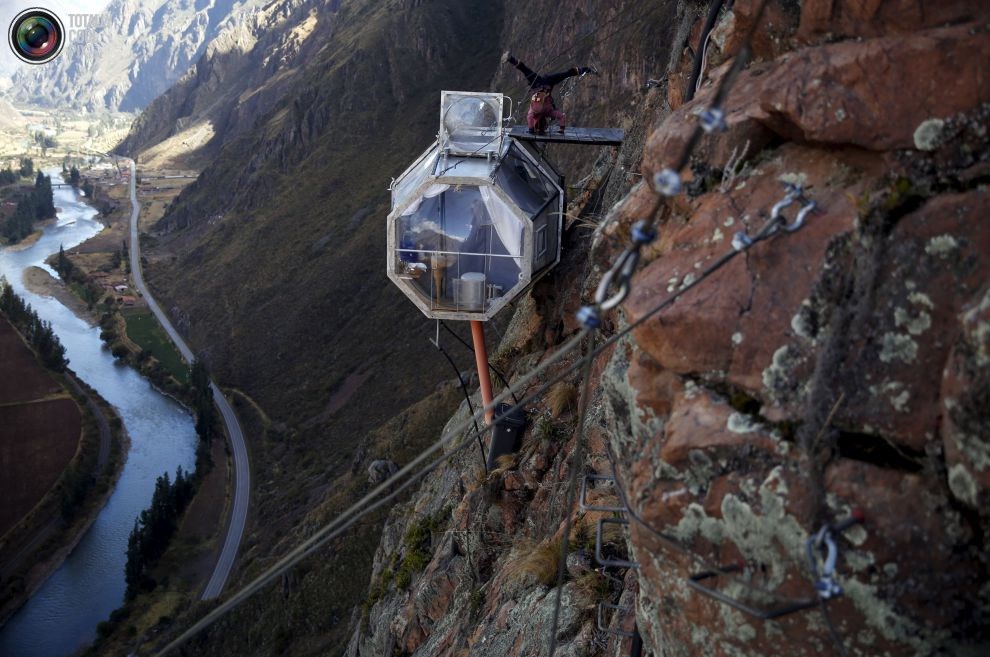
508 126 624 146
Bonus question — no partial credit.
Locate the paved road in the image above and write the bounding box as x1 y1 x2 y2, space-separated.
126 161 250 599
64 373 112 470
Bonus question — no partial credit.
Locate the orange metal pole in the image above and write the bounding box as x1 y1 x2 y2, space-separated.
470 320 495 425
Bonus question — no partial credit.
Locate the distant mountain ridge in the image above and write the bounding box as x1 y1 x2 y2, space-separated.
11 0 266 112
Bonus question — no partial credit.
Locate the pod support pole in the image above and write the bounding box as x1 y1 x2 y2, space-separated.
470 321 495 425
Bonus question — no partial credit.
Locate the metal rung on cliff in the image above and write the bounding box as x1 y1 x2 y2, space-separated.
597 601 636 638
596 517 639 569
508 126 625 146
580 474 629 513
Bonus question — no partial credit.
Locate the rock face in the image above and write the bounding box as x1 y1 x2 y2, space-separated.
603 2 990 655
344 2 990 657
368 459 399 486
10 0 265 112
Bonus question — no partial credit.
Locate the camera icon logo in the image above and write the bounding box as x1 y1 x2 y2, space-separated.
9 8 65 65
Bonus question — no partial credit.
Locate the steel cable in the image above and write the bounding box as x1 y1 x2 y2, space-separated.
154 203 795 656
547 334 597 656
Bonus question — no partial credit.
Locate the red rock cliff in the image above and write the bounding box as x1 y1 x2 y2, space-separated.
348 2 990 656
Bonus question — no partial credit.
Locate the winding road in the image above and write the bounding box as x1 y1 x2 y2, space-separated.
126 160 250 599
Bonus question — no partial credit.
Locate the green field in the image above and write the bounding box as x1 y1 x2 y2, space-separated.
123 309 189 385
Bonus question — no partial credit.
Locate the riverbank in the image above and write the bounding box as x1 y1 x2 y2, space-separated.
1 226 45 251
22 266 96 326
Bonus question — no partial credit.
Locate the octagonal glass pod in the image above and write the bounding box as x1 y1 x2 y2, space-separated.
388 93 564 321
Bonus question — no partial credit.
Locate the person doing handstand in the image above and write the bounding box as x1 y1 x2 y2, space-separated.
503 52 597 135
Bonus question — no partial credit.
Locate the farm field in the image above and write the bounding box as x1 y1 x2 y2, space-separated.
122 308 189 384
0 320 60 405
0 398 81 536
0 317 81 537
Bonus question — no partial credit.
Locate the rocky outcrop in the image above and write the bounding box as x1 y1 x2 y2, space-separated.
603 2 990 655
346 2 990 657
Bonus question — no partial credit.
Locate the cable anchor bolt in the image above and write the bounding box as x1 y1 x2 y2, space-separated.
653 168 682 197
577 305 602 330
731 231 753 251
631 220 658 246
699 107 727 133
806 509 865 600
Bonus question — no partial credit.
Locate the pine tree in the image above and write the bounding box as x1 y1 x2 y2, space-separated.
124 519 144 598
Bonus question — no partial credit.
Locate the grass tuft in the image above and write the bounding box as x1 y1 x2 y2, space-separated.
505 538 563 587
534 414 564 443
572 570 612 607
547 381 578 418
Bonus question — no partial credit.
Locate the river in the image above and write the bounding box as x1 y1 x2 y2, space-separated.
0 173 198 657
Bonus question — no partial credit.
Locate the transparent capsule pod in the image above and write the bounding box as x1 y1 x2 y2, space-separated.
387 92 564 321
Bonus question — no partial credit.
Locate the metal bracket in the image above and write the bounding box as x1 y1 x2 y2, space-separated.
580 474 628 513
770 183 817 233
598 566 626 588
597 601 636 638
596 517 639 569
689 511 865 619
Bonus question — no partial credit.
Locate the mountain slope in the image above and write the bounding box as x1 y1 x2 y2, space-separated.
11 0 265 112
120 0 673 568
120 0 512 605
117 0 320 167
103 0 673 654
